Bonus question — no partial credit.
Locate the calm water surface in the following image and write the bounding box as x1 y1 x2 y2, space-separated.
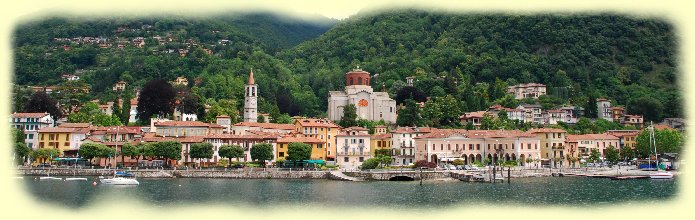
21 177 677 209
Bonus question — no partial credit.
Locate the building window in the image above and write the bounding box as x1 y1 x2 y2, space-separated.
432 144 435 150
279 152 284 157
344 157 349 162
317 144 323 148
476 144 480 150
359 157 364 162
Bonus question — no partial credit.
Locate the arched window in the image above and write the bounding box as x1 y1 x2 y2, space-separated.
366 79 369 85
252 87 255 96
349 78 354 85
357 77 362 85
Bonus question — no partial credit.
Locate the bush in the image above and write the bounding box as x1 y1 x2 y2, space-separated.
361 158 380 170
452 159 465 165
414 160 437 168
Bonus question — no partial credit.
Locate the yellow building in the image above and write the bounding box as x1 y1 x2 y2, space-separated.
526 128 567 167
606 130 640 150
37 127 90 161
293 118 341 162
370 133 392 156
276 136 326 160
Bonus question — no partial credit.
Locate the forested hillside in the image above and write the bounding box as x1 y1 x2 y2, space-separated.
12 9 681 125
281 10 680 122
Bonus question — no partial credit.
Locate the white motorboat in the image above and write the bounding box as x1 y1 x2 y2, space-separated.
99 177 139 185
39 176 62 181
650 172 674 179
65 177 88 181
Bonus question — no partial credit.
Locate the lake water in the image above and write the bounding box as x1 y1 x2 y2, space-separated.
20 177 677 209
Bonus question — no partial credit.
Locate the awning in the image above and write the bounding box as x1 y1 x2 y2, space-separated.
305 160 325 164
53 157 84 161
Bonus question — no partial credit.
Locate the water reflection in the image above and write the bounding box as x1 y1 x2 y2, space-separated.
22 177 677 209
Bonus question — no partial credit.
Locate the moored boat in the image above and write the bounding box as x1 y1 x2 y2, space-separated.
649 172 674 179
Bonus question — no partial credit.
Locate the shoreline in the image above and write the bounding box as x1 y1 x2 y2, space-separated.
14 167 675 181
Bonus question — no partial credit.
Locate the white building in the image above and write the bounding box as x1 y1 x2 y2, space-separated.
328 68 397 123
243 69 258 123
506 83 546 99
391 127 436 166
336 127 372 169
597 98 613 121
9 112 54 149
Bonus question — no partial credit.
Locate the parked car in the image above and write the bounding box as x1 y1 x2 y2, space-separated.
233 164 245 169
455 165 464 170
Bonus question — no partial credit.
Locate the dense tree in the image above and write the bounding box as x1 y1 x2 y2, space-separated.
153 141 182 167
589 149 601 164
119 93 132 125
79 143 104 165
620 147 635 161
360 158 380 170
250 143 273 166
14 143 31 165
635 128 684 158
627 96 664 122
31 148 60 163
286 142 312 161
422 95 462 127
604 145 620 165
219 144 245 164
189 143 214 166
339 104 357 128
137 79 176 124
395 86 427 104
396 99 423 127
11 128 25 144
23 92 62 121
68 102 122 126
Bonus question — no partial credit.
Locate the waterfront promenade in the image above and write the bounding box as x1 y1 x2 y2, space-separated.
14 165 669 181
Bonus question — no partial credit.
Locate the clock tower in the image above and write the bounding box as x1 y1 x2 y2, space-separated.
243 68 258 122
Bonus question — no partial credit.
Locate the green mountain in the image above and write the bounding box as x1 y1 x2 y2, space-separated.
280 9 680 120
11 9 681 123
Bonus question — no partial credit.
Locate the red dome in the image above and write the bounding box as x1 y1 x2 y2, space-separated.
345 69 370 86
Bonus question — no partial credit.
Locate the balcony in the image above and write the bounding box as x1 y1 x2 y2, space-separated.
337 152 370 156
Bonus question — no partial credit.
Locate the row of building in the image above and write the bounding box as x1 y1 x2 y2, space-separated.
13 109 673 169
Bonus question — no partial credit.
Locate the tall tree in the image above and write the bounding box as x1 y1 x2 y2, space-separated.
119 93 132 125
219 144 245 164
339 104 357 127
422 95 462 127
14 143 31 165
111 97 121 120
635 128 684 158
23 92 62 121
153 141 182 167
189 143 214 167
137 79 176 124
250 143 273 167
121 143 137 167
396 99 423 127
286 142 312 161
395 86 427 104
584 92 598 118
604 145 620 165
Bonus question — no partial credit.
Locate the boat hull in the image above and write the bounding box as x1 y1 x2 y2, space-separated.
650 172 674 179
100 177 139 185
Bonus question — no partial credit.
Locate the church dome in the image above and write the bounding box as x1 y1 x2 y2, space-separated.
345 67 371 86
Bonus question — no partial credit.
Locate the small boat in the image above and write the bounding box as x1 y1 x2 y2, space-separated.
649 172 674 179
39 177 62 181
115 171 134 177
65 177 88 181
99 177 139 185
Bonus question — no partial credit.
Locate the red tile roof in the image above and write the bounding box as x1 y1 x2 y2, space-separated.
372 133 391 139
11 112 50 118
566 134 619 142
39 127 90 133
392 127 436 134
216 115 231 118
233 122 295 130
294 118 340 128
276 136 324 143
460 111 489 119
155 121 212 127
205 134 279 140
526 128 567 134
58 123 91 128
414 129 536 139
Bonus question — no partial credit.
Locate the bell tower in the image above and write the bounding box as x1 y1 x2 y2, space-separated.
244 68 258 122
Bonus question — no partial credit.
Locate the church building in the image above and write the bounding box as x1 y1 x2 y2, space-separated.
328 67 397 123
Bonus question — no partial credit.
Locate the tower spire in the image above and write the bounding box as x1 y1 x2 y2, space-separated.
248 68 255 85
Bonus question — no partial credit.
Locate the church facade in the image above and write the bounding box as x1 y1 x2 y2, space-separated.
328 68 397 123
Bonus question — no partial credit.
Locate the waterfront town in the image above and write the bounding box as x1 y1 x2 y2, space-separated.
10 68 685 173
